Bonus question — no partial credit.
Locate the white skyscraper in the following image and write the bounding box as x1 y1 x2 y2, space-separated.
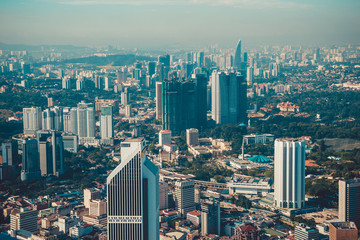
159 130 171 147
77 104 95 138
274 138 305 209
100 105 113 145
107 138 159 240
23 107 42 136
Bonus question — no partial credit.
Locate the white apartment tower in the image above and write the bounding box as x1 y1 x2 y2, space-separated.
23 107 42 136
274 138 305 209
107 138 159 240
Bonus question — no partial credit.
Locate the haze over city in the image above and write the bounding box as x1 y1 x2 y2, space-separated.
1 0 359 48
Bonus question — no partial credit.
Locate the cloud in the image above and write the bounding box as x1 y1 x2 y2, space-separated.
55 0 309 9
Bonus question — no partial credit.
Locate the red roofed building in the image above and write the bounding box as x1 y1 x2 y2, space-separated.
187 210 201 225
277 101 300 113
233 224 262 240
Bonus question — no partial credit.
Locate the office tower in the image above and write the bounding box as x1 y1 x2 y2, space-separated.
100 105 113 145
121 88 130 105
10 209 38 233
62 134 78 153
148 61 156 76
77 103 95 138
21 139 41 181
23 107 42 136
295 224 319 240
159 181 169 210
186 128 199 146
47 97 53 107
76 78 84 90
329 222 358 240
274 138 305 209
246 67 253 85
42 109 54 130
42 107 63 131
89 199 107 217
201 199 220 236
159 130 171 147
234 40 241 70
194 74 207 129
94 75 102 89
175 180 195 216
211 71 247 125
2 140 18 166
37 130 64 177
339 178 360 227
107 138 159 240
197 52 204 67
162 80 197 135
155 82 163 122
84 188 101 209
158 55 170 68
70 107 78 134
314 48 320 61
104 76 112 90
125 104 132 118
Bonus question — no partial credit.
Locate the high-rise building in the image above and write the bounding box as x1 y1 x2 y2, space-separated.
107 138 159 240
148 61 156 76
76 103 95 138
175 180 195 217
62 77 71 89
211 71 247 125
329 222 358 240
42 107 63 131
234 40 242 70
100 105 113 145
21 139 41 181
339 178 360 227
159 130 171 147
23 107 42 136
274 138 305 209
76 78 84 90
159 181 169 210
201 199 220 236
246 67 253 86
186 128 199 146
37 130 64 177
89 199 107 217
62 134 78 153
84 188 101 209
295 224 319 240
121 88 130 105
194 74 207 129
155 82 163 122
2 140 18 166
162 80 197 135
10 209 38 233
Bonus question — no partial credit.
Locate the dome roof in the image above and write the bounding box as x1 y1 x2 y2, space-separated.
248 155 270 163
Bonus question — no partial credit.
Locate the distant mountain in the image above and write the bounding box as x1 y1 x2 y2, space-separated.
0 42 87 51
63 54 156 66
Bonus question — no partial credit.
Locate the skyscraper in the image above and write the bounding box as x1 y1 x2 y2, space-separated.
100 105 114 145
21 139 41 181
23 107 42 136
77 103 95 138
107 138 159 240
339 178 360 227
194 74 208 129
246 67 253 86
37 130 64 177
234 40 242 70
159 181 169 210
175 180 195 216
2 140 18 166
155 81 163 122
274 138 305 209
162 80 198 135
211 71 247 125
42 107 63 131
201 199 220 236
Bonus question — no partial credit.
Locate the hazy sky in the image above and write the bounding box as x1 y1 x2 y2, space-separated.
0 0 359 49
